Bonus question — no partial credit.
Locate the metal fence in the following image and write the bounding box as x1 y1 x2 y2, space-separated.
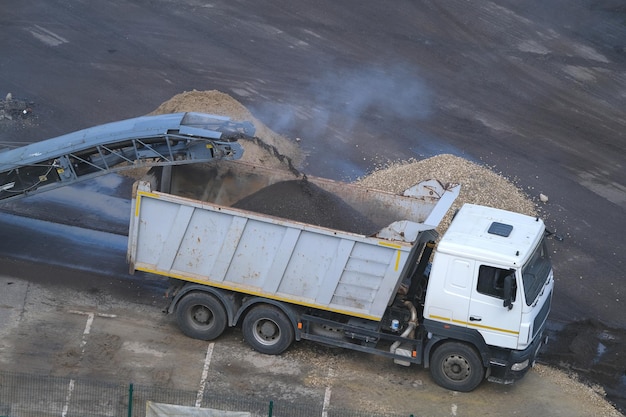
0 371 414 417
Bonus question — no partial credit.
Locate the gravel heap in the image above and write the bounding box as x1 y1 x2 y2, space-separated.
357 154 537 233
150 90 304 170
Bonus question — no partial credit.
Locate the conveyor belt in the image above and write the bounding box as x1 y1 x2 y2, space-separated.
0 112 252 202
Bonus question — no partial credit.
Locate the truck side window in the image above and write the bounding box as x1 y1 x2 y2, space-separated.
477 265 516 300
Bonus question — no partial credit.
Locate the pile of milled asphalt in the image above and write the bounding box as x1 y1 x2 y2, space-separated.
232 178 380 235
150 90 303 172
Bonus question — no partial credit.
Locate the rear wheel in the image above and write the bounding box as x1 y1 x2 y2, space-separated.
242 305 294 355
430 342 485 392
176 292 227 340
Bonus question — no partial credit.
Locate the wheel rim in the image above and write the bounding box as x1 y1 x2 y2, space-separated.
253 318 280 346
441 354 471 381
191 305 213 326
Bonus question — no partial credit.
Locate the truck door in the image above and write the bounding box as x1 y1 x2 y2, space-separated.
467 264 521 349
425 256 473 326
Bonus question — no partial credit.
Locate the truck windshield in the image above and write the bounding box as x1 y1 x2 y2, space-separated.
521 237 551 306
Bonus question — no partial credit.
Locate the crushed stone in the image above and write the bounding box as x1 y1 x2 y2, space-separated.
356 155 538 234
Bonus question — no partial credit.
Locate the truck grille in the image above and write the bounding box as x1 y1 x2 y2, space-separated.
533 292 551 338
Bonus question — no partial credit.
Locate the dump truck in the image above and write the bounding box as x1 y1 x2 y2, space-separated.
128 160 554 392
1 113 553 392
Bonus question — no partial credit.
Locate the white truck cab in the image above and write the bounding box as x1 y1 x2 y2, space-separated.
423 204 553 386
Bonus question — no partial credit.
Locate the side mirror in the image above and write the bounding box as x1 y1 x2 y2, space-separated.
503 275 514 310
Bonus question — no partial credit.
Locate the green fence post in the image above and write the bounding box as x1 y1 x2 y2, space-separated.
128 383 134 417
268 400 273 417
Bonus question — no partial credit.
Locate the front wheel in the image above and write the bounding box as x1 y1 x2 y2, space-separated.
242 305 294 355
176 292 227 341
430 342 485 392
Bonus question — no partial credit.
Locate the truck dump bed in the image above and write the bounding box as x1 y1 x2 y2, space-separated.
128 161 458 321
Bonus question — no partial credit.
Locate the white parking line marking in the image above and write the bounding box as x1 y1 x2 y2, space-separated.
80 313 94 352
28 25 68 47
61 310 117 415
322 367 334 417
68 309 117 319
61 379 75 417
195 343 215 407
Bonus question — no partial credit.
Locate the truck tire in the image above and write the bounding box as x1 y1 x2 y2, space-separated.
430 342 485 392
176 292 227 341
242 305 294 355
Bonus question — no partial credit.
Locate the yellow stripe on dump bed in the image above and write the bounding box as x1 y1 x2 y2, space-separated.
135 191 160 217
377 241 403 271
378 241 402 249
135 266 383 322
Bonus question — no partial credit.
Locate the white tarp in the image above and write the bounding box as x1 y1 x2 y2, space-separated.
146 401 251 417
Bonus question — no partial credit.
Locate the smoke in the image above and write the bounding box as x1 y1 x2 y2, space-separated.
311 64 431 121
248 63 432 143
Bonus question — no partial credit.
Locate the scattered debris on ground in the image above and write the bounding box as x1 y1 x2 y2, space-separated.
0 93 38 141
534 364 623 417
0 93 33 122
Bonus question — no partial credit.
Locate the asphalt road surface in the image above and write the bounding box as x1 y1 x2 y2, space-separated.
1 0 625 414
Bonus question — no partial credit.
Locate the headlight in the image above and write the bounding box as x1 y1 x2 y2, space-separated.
511 359 530 371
